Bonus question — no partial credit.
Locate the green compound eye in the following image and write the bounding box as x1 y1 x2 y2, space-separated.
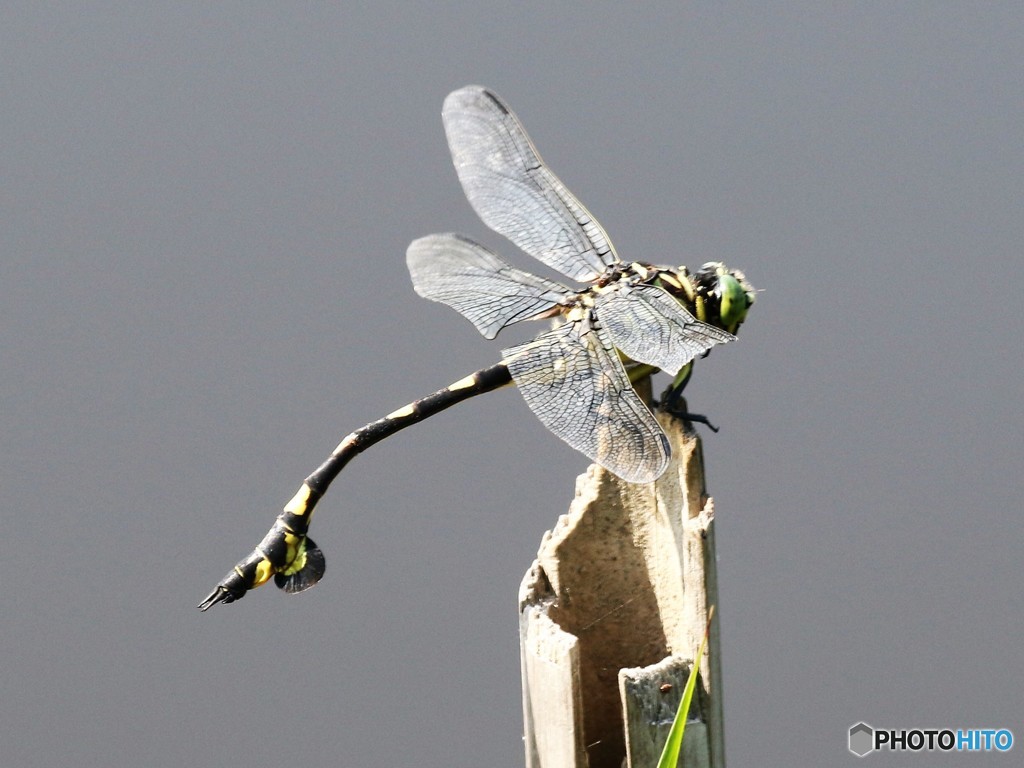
717 273 751 333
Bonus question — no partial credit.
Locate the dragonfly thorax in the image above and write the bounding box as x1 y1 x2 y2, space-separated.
641 261 755 337
586 260 755 338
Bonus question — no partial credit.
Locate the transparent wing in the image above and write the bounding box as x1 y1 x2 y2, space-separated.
443 85 619 284
503 316 670 484
595 283 736 376
407 233 571 339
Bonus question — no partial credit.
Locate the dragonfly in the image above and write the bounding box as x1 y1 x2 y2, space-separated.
199 85 755 611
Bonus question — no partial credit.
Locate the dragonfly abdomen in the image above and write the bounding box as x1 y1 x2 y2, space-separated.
305 362 514 494
198 362 513 610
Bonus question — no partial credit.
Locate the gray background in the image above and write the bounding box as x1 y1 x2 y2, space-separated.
2 3 1021 767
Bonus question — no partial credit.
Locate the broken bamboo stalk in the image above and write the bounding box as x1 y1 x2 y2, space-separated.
519 412 724 768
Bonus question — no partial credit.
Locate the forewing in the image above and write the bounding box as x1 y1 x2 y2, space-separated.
407 233 570 339
596 283 736 375
443 85 619 283
503 317 670 483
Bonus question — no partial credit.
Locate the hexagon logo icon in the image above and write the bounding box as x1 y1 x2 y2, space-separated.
849 722 874 757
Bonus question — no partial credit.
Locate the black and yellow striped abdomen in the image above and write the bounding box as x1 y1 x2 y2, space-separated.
198 363 513 610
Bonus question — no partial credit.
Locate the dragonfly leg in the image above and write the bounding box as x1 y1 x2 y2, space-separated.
658 363 720 433
661 391 720 433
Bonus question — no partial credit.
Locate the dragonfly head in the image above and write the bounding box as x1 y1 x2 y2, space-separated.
691 262 756 335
